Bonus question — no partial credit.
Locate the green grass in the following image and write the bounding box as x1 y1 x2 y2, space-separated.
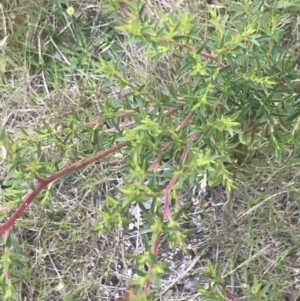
1 0 300 300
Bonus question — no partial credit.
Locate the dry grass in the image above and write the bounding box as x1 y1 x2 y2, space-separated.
1 0 300 300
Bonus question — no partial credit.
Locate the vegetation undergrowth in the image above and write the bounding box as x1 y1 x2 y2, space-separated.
1 0 300 300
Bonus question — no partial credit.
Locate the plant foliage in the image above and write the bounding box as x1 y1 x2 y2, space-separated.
1 0 300 300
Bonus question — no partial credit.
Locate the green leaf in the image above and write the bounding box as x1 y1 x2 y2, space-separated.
7 234 25 256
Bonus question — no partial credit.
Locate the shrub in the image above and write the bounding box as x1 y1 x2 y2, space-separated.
0 0 299 300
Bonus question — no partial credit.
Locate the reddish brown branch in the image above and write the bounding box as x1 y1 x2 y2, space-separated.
145 135 198 292
176 111 194 131
148 141 173 172
0 142 127 235
182 132 198 163
119 6 131 19
163 132 198 218
200 51 218 61
144 231 162 294
220 283 237 301
163 175 178 218
152 232 162 257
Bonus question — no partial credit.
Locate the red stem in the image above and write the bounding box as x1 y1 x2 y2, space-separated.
0 142 127 234
176 111 194 131
163 174 178 218
220 283 237 301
